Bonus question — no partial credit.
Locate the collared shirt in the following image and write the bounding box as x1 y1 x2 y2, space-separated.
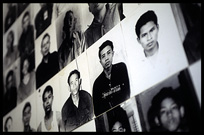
85 3 125 48
58 30 86 70
93 62 130 116
36 52 59 89
61 90 93 132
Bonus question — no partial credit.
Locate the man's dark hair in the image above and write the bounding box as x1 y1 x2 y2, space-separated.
41 33 50 47
23 102 31 114
42 85 53 102
63 10 75 32
4 116 12 132
67 69 80 86
98 40 114 59
135 10 158 38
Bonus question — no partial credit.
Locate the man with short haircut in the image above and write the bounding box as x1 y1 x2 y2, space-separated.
135 10 159 58
36 33 59 89
61 69 93 132
92 40 130 116
22 102 36 132
37 85 62 132
18 11 34 57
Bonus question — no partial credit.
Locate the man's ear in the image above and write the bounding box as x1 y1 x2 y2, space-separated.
180 106 185 118
137 37 141 44
154 116 160 126
79 78 82 86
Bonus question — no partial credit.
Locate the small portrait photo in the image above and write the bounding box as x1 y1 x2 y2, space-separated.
3 3 17 34
120 3 189 96
83 3 126 49
59 59 94 132
35 24 59 89
17 53 36 105
36 74 62 132
3 24 19 72
17 5 35 58
87 24 131 117
3 58 21 116
3 91 37 132
32 3 54 39
95 96 142 132
136 68 201 132
55 4 86 70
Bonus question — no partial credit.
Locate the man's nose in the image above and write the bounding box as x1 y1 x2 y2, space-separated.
147 33 152 40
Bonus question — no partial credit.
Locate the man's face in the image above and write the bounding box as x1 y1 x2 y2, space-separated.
100 45 114 70
22 14 30 32
69 73 80 96
6 32 14 50
43 91 53 113
6 74 13 90
67 12 75 30
111 121 126 132
159 97 181 132
23 106 31 126
22 59 29 75
138 21 159 52
6 118 13 131
41 36 50 57
88 3 105 15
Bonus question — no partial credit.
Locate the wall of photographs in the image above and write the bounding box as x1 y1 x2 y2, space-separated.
3 3 201 132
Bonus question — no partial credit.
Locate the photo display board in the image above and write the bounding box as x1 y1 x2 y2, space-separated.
3 3 201 132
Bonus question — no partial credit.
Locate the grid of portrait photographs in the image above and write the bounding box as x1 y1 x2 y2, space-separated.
3 3 201 132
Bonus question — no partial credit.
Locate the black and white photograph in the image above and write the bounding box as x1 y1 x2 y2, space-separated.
95 96 142 132
17 53 36 105
3 58 21 116
32 3 54 39
3 24 19 72
55 4 86 70
3 3 17 34
83 3 125 49
87 24 131 117
121 4 189 96
2 3 201 132
59 58 94 132
3 90 37 132
36 75 62 132
17 4 35 58
35 24 59 89
136 68 201 132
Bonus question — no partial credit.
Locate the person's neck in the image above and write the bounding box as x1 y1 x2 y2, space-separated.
145 42 159 57
45 110 53 120
43 53 49 63
71 92 79 107
104 65 112 80
94 6 106 23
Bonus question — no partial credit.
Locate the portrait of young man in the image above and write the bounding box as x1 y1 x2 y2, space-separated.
36 33 59 89
37 85 62 132
61 69 93 132
92 40 130 116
